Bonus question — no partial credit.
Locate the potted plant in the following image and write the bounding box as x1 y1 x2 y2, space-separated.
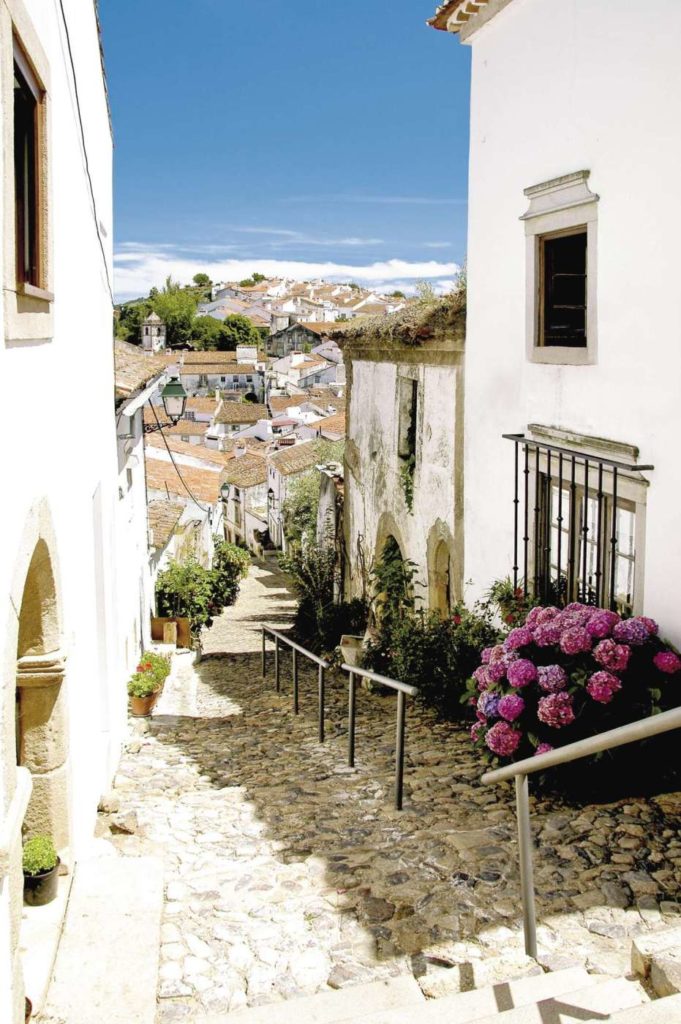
23 836 59 907
127 671 161 717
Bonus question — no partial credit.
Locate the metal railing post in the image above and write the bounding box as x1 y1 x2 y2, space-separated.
395 690 406 811
261 628 266 678
318 665 325 743
348 671 356 767
292 647 299 715
515 774 538 958
274 636 280 692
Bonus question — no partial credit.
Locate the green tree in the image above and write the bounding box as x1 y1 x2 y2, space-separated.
192 272 212 288
115 300 151 342
150 279 198 347
390 290 406 299
219 314 261 350
191 315 224 350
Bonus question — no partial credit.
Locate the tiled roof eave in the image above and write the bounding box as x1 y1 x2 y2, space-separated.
428 0 491 33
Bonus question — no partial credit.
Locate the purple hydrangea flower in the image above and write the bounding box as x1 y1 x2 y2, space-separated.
654 651 681 674
593 638 630 672
565 602 589 613
586 610 620 640
485 721 521 757
535 742 554 756
507 658 537 688
612 618 650 646
498 694 525 722
534 622 563 647
503 626 534 652
586 670 622 704
537 692 575 728
525 607 542 628
537 664 568 693
477 692 501 719
559 626 592 656
639 616 659 637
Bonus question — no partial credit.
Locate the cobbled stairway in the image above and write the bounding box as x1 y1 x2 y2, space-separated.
100 561 681 1022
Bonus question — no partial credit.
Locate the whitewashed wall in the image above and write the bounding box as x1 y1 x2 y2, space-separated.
462 0 681 644
0 2 117 1019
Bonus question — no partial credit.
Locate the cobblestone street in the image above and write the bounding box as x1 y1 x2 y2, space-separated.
107 561 681 1022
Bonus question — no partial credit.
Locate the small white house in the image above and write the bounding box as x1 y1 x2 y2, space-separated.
220 454 269 554
267 440 327 549
433 0 681 644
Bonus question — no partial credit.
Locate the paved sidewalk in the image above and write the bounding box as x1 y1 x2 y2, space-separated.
104 561 681 1022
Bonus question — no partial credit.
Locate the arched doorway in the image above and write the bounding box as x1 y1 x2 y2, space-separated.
15 539 69 852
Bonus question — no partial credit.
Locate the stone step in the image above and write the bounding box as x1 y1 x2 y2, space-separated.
43 848 164 1024
631 925 681 977
205 975 425 1024
598 992 681 1022
459 978 648 1024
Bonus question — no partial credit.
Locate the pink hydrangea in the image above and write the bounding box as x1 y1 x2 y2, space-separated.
586 670 622 704
593 639 631 672
525 607 542 628
488 645 506 663
486 659 508 683
537 664 568 693
537 692 575 728
639 616 659 637
503 626 534 652
559 626 592 656
586 610 620 639
565 602 589 613
654 651 681 675
507 658 537 688
485 721 521 757
481 647 494 665
536 606 560 625
534 621 563 647
612 618 650 646
498 694 525 722
473 665 491 691
470 722 484 742
535 742 554 756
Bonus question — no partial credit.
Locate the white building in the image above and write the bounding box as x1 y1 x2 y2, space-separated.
336 302 464 614
433 0 681 644
140 310 166 352
267 440 327 550
220 454 269 554
0 4 121 1020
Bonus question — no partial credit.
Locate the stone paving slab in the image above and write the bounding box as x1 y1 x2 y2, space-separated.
105 562 681 1022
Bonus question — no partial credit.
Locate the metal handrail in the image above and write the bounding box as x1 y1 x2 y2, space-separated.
481 705 681 958
340 663 419 810
261 626 330 741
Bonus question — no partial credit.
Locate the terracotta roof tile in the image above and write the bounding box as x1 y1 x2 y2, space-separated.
145 456 223 504
222 454 268 489
114 341 166 400
145 433 234 467
268 441 323 477
214 402 268 425
147 500 184 550
314 412 346 437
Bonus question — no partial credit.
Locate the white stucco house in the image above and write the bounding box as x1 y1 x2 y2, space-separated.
220 453 269 554
267 440 328 550
433 0 681 644
333 300 465 614
0 3 122 1020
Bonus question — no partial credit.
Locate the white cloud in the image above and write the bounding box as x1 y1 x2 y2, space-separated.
113 246 460 301
423 241 454 249
282 194 467 206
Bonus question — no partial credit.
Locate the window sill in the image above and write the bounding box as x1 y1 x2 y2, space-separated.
530 346 595 366
18 281 54 303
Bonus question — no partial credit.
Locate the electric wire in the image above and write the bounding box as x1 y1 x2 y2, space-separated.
149 402 213 514
56 0 115 305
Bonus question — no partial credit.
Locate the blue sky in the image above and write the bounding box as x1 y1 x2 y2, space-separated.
99 0 471 299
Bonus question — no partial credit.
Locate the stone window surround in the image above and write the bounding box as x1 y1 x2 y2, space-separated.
2 0 54 345
522 170 599 366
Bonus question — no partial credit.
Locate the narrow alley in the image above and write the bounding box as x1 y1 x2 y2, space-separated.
50 562 681 1022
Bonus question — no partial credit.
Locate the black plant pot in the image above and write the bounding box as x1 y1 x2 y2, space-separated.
23 859 60 907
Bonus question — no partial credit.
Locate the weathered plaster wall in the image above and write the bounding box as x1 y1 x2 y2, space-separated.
462 0 681 643
344 346 463 608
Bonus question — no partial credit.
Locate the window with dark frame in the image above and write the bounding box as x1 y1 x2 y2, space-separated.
539 230 587 348
13 47 42 288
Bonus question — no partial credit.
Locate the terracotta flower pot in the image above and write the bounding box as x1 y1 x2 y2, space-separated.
23 859 60 907
129 690 160 717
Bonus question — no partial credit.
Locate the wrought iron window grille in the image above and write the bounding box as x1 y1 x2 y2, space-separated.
504 434 653 611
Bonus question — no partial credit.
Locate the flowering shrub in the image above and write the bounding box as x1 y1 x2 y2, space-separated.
466 603 681 764
128 651 171 698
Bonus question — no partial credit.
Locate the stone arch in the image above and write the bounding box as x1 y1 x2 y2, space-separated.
373 510 408 567
5 499 69 851
427 520 459 616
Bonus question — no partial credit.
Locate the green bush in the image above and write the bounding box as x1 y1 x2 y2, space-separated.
366 605 499 720
156 557 216 637
136 651 170 688
23 836 58 876
211 539 250 608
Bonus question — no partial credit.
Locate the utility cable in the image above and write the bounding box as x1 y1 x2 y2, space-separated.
149 403 212 514
56 0 115 305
